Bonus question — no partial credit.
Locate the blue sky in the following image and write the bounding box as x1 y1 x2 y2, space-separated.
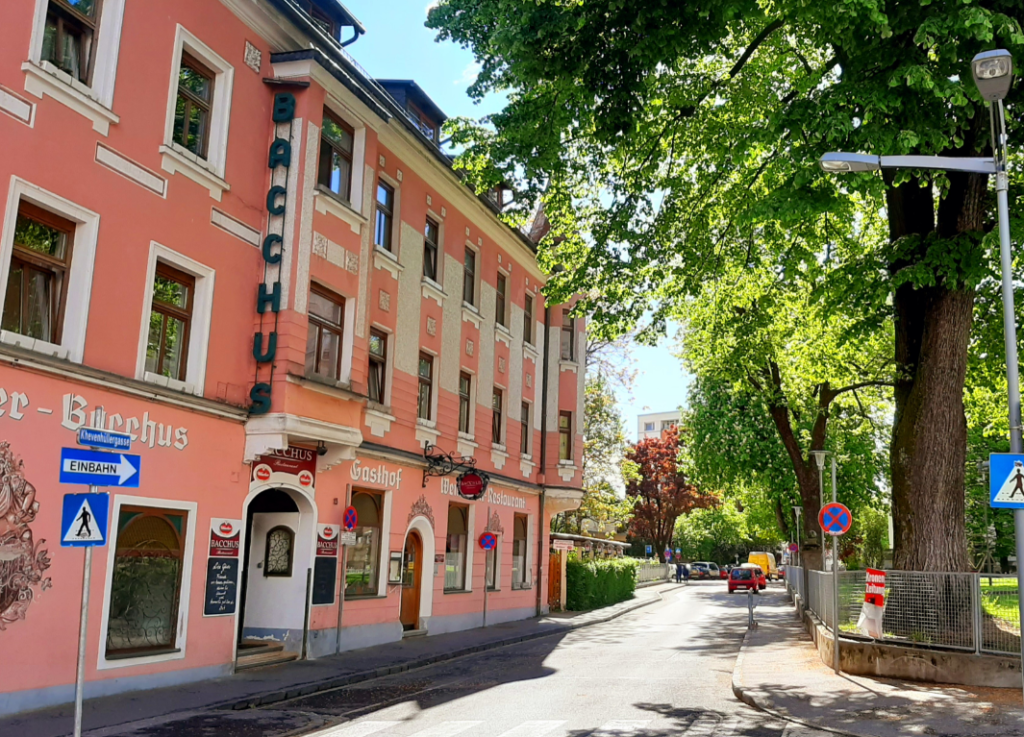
344 0 692 441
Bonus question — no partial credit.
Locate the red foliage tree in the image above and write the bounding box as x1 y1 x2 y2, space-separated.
625 425 717 557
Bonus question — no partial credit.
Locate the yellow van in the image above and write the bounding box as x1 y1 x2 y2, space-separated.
748 552 779 581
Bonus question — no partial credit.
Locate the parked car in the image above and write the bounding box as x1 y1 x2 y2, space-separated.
720 565 729 579
740 563 767 590
778 566 786 579
728 565 763 593
690 562 710 579
748 552 779 581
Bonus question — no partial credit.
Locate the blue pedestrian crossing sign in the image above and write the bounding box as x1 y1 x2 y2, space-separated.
61 493 110 547
990 453 1024 508
59 447 140 487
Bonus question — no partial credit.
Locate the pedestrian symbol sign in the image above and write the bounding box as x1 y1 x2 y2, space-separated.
990 453 1024 508
61 493 110 547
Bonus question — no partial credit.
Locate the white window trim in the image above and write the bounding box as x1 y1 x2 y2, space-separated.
24 0 127 134
96 495 198 670
417 346 440 423
369 322 395 410
160 25 234 197
308 278 355 386
521 400 532 457
462 241 481 310
135 242 215 397
492 384 507 447
375 171 401 257
0 177 99 364
322 96 367 215
458 368 476 442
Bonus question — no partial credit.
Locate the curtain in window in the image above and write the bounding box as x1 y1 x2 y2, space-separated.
512 515 528 589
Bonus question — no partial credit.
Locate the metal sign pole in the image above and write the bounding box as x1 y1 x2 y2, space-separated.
483 505 490 628
830 457 840 674
72 484 98 737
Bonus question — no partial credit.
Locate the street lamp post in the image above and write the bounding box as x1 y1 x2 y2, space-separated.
819 48 1024 699
793 506 803 568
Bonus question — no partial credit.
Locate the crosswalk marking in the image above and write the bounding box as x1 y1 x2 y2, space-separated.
590 720 650 737
494 721 566 737
313 721 401 737
406 721 483 737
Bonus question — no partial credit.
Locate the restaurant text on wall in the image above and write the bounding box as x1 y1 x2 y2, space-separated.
249 92 296 415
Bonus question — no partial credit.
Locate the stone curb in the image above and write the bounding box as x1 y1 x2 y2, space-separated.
224 590 664 711
730 627 865 737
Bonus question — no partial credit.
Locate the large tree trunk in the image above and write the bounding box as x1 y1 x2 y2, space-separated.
887 169 986 573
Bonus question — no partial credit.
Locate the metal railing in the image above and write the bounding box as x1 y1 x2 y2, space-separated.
786 565 1021 656
635 561 672 583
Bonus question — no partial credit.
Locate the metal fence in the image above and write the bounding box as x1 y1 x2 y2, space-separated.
635 561 671 583
786 566 1021 657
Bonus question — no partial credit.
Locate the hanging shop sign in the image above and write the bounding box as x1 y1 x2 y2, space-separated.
204 518 241 617
457 469 489 501
251 446 317 490
249 92 295 415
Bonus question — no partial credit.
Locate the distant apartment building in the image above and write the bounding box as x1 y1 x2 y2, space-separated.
637 411 681 441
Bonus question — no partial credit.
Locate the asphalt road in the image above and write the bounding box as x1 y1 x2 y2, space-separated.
102 582 826 737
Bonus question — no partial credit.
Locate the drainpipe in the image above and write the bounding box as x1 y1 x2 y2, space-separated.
537 304 551 616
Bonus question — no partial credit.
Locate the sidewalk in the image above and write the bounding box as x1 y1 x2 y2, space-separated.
4 581 675 737
733 591 1024 737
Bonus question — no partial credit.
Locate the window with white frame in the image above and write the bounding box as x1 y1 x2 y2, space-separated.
345 491 383 597
495 271 508 328
368 328 388 405
25 0 127 132
135 242 214 395
520 401 530 456
512 514 528 589
0 179 99 363
458 371 472 435
445 503 469 591
160 26 234 194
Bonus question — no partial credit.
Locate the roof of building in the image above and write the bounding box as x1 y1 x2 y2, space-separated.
375 80 448 125
550 532 630 549
321 0 365 33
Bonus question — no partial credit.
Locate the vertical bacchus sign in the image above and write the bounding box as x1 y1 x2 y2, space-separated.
250 92 295 415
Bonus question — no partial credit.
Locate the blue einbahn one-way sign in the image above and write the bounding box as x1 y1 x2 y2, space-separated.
60 447 141 487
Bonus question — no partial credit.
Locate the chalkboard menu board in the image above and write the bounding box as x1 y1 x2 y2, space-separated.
312 556 337 605
204 518 241 617
204 558 239 616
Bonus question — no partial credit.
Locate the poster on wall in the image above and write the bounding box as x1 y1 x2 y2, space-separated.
312 523 339 606
204 518 241 617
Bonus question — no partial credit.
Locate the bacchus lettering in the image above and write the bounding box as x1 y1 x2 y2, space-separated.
250 92 295 416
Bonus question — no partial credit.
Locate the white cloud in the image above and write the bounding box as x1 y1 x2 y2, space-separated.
455 60 481 86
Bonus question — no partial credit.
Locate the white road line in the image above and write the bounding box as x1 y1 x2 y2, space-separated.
590 720 651 737
494 721 566 737
312 721 401 737
406 721 483 737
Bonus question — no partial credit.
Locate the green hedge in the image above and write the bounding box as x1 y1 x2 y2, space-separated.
565 556 639 611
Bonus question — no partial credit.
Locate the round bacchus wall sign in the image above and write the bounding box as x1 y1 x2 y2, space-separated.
457 470 489 500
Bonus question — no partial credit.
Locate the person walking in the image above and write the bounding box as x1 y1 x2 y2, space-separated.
675 560 683 583
682 563 691 584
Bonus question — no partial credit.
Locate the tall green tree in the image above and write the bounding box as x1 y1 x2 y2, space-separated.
554 371 635 536
428 0 1024 571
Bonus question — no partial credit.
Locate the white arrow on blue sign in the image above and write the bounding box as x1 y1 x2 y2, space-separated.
60 447 140 487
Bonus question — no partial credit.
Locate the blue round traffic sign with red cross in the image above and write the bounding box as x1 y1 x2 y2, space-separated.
343 506 358 531
818 502 852 536
479 532 497 550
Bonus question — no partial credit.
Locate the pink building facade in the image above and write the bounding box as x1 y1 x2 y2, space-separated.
0 0 584 716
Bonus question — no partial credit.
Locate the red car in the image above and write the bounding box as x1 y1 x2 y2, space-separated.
728 564 766 593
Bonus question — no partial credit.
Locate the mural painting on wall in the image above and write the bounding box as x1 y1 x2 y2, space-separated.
0 442 51 629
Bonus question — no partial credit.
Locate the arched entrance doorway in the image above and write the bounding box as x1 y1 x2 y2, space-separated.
400 530 422 631
236 487 315 668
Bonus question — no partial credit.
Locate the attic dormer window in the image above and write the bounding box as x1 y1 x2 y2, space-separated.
407 101 438 142
296 0 339 41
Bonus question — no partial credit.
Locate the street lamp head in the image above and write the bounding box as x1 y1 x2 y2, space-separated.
810 450 828 471
972 50 1014 102
819 152 881 173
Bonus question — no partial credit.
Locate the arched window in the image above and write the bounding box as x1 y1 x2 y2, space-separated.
106 507 187 656
345 491 383 597
264 526 294 577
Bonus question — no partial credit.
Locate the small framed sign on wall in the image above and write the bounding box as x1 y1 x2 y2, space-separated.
388 551 403 584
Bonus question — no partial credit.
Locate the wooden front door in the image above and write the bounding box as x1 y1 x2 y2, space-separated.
400 531 422 631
